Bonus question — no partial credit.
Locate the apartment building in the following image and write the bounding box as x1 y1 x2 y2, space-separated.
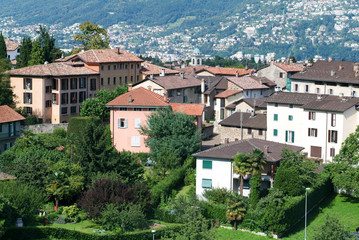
266 92 359 163
10 62 100 123
290 59 359 97
57 48 143 90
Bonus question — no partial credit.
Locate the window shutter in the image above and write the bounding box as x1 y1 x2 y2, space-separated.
309 112 311 120
117 119 121 128
328 130 331 142
315 129 317 137
202 179 212 188
308 128 310 136
131 136 135 146
292 131 295 143
135 118 141 129
124 119 128 128
56 93 59 105
331 114 333 126
334 131 337 143
285 130 288 142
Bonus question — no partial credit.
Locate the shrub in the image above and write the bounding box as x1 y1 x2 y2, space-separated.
201 201 227 224
203 188 232 204
24 115 37 125
67 116 101 136
184 168 196 186
62 204 80 219
249 173 262 208
274 165 303 196
313 214 351 240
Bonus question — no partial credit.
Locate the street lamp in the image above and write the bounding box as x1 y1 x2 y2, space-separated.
305 187 310 240
152 229 156 240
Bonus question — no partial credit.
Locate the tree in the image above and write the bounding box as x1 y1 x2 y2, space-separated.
313 215 352 240
28 39 44 66
274 164 303 196
0 58 14 107
249 148 266 174
37 25 62 63
140 108 201 164
233 153 252 196
226 199 247 230
335 125 359 165
74 21 110 51
249 172 261 208
15 36 32 68
0 32 6 59
332 165 359 197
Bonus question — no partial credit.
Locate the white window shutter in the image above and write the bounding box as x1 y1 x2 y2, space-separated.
135 118 141 128
131 136 135 146
124 119 128 128
117 118 120 128
136 136 141 146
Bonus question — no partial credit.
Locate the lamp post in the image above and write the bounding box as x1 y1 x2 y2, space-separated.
305 187 310 240
152 229 156 240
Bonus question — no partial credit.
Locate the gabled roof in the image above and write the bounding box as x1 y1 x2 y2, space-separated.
225 98 268 110
0 105 25 124
201 76 228 94
273 63 305 72
291 60 359 84
215 89 242 98
266 92 319 105
142 75 201 90
227 76 270 90
141 62 179 76
174 66 206 76
5 39 19 51
10 62 99 77
57 49 143 64
219 112 267 130
197 67 255 76
106 87 169 107
193 138 303 163
170 103 205 116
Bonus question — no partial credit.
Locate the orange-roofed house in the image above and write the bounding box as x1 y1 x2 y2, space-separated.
106 86 205 153
140 61 179 81
0 105 25 154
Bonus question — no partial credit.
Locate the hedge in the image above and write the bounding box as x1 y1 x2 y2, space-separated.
2 224 183 240
67 117 101 136
201 202 227 224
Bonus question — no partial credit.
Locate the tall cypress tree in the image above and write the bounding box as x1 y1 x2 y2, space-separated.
16 36 32 68
38 25 61 63
28 39 45 66
0 32 7 59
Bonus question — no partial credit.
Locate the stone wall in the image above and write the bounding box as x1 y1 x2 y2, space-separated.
219 125 266 143
21 123 68 134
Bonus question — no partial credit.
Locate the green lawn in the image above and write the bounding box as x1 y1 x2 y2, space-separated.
283 193 359 239
214 228 271 239
47 220 103 234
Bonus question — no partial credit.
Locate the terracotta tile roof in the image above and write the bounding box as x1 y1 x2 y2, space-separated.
0 172 16 180
106 87 169 107
0 105 25 124
141 62 179 76
291 60 359 84
227 76 270 90
200 76 228 94
219 112 267 129
149 75 201 90
10 62 99 77
225 98 268 110
199 67 256 76
215 89 242 98
170 103 205 116
58 49 143 63
273 63 305 72
5 39 19 51
175 66 206 76
266 92 359 112
193 138 304 163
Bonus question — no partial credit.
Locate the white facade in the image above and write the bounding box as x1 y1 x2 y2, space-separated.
7 49 19 61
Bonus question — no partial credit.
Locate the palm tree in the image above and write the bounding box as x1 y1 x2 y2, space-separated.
249 148 266 174
233 153 252 196
226 200 247 230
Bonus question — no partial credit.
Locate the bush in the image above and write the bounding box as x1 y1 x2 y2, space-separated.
201 201 227 224
62 204 80 219
23 115 37 125
203 188 233 205
313 214 351 240
249 173 261 208
274 165 303 196
67 116 101 136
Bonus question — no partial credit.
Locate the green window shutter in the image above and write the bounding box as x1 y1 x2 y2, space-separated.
289 115 293 121
203 160 212 169
285 130 288 142
202 179 212 189
292 131 295 143
274 129 278 136
274 114 278 121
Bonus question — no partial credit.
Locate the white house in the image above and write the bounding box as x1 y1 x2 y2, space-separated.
266 92 359 163
193 138 303 198
5 39 20 63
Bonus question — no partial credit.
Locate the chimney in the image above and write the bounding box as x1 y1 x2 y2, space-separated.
44 61 48 65
61 54 64 59
331 70 336 76
128 84 133 92
339 65 343 71
160 69 165 77
180 72 184 79
289 58 293 64
245 65 249 70
147 85 152 91
264 145 269 154
355 71 359 78
328 56 332 62
317 94 323 101
235 71 239 78
163 90 168 102
116 47 120 54
150 74 154 80
128 95 133 104
354 63 359 72
201 79 205 93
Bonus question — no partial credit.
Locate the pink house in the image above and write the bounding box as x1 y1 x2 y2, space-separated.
106 86 205 153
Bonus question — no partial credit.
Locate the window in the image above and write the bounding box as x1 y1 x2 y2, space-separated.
329 89 333 95
70 92 77 104
308 128 318 137
108 77 110 85
119 108 127 111
45 100 52 108
61 107 68 115
247 128 252 134
125 64 128 69
101 66 104 71
289 104 293 108
52 93 58 105
331 113 336 127
125 76 128 84
274 114 278 121
259 129 263 136
79 92 86 103
177 89 181 96
113 77 116 85
135 118 141 129
294 84 298 92
154 89 161 95
148 108 156 111
131 136 140 147
90 79 96 90
137 75 139 82
8 123 14 137
117 118 128 128
137 64 140 68
134 108 142 111
183 96 188 103
70 78 77 89
330 148 336 157
45 86 52 93
308 112 316 120
279 72 284 78
203 160 212 169
101 78 104 86
119 77 122 84
202 179 212 189
288 115 293 121
0 124 2 132
119 64 123 69
61 93 68 104
352 91 357 97
131 64 133 69
23 93 32 104
305 85 309 93
285 130 295 143
328 130 338 143
25 107 32 115
273 129 278 136
23 78 32 90
61 79 68 90
70 106 77 114
168 90 174 97
220 109 224 120
316 88 320 94
79 78 86 89
274 103 278 107
108 65 111 70
52 79 58 90
114 65 116 70
310 146 322 158
131 76 133 82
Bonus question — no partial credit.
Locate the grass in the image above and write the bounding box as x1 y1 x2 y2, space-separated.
46 220 102 234
214 228 271 239
283 193 359 239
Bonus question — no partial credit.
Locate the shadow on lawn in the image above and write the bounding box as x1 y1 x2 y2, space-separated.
341 195 359 204
282 193 336 238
